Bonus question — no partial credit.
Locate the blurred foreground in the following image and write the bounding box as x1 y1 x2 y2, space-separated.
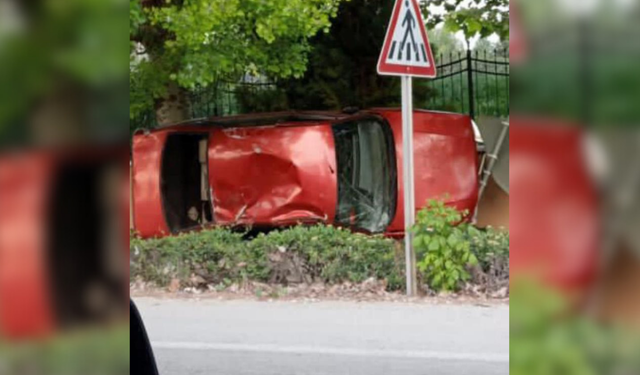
511 0 640 373
0 1 128 374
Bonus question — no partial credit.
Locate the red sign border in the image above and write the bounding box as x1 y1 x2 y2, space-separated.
377 0 437 78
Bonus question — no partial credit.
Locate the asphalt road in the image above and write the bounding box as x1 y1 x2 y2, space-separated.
136 297 509 375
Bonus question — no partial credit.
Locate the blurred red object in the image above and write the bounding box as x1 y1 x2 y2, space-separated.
0 148 129 339
510 118 600 295
0 152 56 338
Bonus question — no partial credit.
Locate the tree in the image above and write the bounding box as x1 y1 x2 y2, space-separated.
275 0 436 111
130 0 348 126
427 27 465 56
423 0 509 48
0 0 128 145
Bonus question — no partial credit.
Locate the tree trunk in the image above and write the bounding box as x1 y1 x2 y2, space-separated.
29 81 87 146
155 81 189 127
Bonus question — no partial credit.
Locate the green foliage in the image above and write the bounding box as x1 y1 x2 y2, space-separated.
131 222 508 295
510 280 640 375
130 225 404 291
466 226 509 290
236 84 289 113
427 27 466 56
248 225 404 289
424 0 509 44
129 0 348 119
130 228 248 286
413 199 478 292
0 325 129 375
425 44 509 119
426 71 509 119
275 0 435 111
0 0 129 136
468 226 509 271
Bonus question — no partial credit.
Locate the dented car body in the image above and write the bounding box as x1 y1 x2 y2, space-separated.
131 109 479 238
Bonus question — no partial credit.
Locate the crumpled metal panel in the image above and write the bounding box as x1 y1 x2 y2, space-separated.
209 124 338 227
131 110 481 238
370 109 480 236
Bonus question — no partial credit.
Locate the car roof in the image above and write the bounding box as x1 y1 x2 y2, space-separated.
167 111 351 129
145 108 470 133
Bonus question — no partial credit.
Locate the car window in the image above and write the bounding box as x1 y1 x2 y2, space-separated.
161 133 213 233
333 118 395 232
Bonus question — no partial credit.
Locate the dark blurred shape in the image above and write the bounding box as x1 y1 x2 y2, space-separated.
131 300 159 375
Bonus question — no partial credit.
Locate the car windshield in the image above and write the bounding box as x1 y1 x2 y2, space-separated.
333 118 395 233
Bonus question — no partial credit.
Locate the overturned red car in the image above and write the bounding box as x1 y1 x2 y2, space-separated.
0 148 129 338
131 109 479 238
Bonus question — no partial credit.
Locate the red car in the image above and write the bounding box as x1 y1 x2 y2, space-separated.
131 109 479 238
0 148 129 338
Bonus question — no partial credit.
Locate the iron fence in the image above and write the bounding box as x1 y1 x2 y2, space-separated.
187 78 278 119
130 78 277 131
131 49 509 130
424 49 509 119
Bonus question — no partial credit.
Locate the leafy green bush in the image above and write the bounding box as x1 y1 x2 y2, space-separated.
130 228 247 287
0 325 129 375
131 225 404 291
468 226 509 270
132 220 509 295
510 280 640 375
413 199 478 292
248 225 404 290
467 226 509 291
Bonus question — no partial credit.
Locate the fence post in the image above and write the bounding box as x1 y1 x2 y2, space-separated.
466 49 475 120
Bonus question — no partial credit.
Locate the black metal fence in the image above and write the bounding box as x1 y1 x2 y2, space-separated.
131 49 509 130
130 78 278 130
424 49 509 119
187 78 278 119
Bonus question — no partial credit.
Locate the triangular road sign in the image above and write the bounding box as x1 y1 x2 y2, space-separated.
377 0 436 78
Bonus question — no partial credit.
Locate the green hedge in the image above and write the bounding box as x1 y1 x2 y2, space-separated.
130 225 405 291
0 325 129 375
131 221 509 294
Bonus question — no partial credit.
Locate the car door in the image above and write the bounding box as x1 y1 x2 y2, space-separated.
370 109 479 236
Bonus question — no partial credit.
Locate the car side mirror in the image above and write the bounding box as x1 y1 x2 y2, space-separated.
131 300 159 375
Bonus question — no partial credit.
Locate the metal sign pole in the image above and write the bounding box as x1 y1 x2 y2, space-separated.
401 75 418 296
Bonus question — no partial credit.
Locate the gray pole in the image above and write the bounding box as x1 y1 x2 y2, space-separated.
401 75 418 296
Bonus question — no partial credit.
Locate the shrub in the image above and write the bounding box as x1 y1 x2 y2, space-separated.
412 199 478 292
131 225 404 291
510 280 640 375
0 325 129 375
469 226 509 269
248 225 404 290
131 220 508 295
468 226 509 291
130 228 247 286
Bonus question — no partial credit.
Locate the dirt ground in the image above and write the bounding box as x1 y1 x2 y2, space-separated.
130 279 509 307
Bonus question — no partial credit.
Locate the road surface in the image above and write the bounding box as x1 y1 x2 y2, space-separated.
136 297 509 375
